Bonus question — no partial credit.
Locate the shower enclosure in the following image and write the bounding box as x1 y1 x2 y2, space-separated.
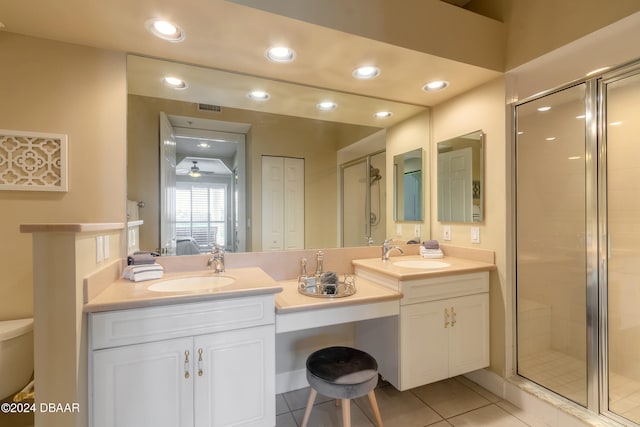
515 61 640 425
340 151 386 247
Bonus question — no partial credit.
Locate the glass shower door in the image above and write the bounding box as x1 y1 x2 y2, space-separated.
515 83 589 406
603 69 640 424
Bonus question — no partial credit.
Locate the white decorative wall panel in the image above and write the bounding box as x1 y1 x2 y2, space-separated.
0 129 68 192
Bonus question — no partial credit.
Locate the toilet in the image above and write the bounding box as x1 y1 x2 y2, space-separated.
0 318 34 401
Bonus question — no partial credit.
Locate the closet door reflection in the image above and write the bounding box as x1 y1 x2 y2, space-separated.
605 70 640 424
515 83 588 406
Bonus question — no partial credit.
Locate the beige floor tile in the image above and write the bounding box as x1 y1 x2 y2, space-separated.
276 412 298 427
455 376 501 403
447 404 529 427
284 386 334 411
412 378 491 419
292 400 374 427
427 422 453 427
277 394 290 415
354 385 443 427
495 400 549 427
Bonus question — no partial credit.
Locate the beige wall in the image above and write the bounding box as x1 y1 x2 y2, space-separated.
127 95 379 253
0 33 127 320
431 77 507 376
504 1 640 70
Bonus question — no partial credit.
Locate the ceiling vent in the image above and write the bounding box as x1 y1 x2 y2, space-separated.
197 103 222 113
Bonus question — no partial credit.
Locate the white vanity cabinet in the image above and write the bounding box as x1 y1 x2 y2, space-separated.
89 295 276 427
356 270 489 391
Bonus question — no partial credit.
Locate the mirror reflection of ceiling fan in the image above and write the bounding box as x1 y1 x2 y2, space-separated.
176 157 232 178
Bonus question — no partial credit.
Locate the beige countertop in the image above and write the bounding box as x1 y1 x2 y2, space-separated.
275 276 402 313
84 267 283 313
352 255 496 281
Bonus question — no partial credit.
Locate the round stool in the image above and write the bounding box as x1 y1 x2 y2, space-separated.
301 346 383 427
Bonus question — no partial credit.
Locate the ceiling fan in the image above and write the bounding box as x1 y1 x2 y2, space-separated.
180 160 215 178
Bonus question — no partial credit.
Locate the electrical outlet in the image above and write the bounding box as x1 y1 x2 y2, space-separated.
413 224 421 238
471 227 480 244
396 224 402 236
96 236 104 263
443 225 452 241
103 235 110 259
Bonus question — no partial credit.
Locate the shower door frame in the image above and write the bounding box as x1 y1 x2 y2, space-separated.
597 61 640 426
513 59 640 425
512 79 600 413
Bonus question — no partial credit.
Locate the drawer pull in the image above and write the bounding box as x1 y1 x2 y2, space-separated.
184 350 190 379
197 348 204 377
444 308 450 328
451 307 457 327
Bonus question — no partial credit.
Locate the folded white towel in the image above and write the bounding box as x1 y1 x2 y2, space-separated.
420 247 444 259
122 263 164 282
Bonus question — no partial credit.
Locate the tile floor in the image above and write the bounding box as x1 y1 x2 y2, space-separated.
276 375 550 427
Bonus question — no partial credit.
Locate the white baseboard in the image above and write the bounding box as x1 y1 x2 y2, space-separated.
276 368 308 394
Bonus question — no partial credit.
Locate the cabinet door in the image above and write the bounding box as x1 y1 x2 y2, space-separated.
448 293 490 377
92 337 194 427
194 325 275 427
400 300 449 390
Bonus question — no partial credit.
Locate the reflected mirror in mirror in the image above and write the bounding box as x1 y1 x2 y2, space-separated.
126 55 429 254
437 130 484 223
393 148 423 221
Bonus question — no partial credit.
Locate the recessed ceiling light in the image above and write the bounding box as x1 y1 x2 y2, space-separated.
537 106 551 112
163 76 188 89
353 66 380 80
374 111 393 118
568 156 581 160
422 80 449 91
586 66 610 77
145 19 185 42
517 131 524 135
545 137 556 141
197 143 210 148
266 46 295 63
247 90 270 101
610 121 623 126
317 101 337 111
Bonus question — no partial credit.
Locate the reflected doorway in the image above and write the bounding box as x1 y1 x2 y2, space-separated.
160 114 248 254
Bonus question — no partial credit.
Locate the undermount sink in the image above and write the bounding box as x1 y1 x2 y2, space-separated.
148 275 236 292
393 260 451 269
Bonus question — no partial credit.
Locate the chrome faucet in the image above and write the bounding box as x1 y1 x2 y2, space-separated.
382 239 404 261
207 244 225 273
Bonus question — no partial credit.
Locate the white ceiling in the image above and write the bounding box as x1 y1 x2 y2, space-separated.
0 0 504 126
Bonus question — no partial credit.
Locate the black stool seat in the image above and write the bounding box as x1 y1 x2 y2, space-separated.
307 346 378 385
301 346 384 427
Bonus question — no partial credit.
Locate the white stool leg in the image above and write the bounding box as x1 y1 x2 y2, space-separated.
341 399 351 427
300 388 317 427
367 390 384 427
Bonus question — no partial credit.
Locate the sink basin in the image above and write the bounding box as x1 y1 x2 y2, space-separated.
393 260 451 269
148 275 235 292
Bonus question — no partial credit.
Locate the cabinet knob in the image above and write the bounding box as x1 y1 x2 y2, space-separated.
197 348 204 377
184 350 190 379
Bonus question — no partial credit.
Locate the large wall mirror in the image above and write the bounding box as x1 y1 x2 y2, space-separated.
393 148 423 222
126 55 429 254
437 130 484 223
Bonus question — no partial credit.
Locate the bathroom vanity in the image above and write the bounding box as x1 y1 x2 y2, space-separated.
85 267 282 427
83 250 494 427
353 256 492 390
